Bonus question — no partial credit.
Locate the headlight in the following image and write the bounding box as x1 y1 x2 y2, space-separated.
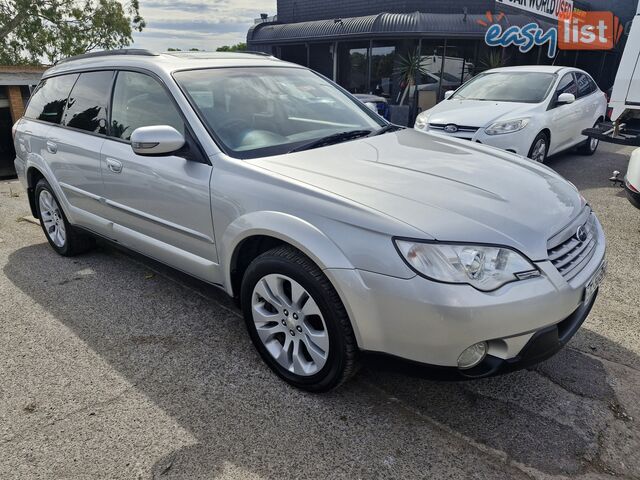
414 110 431 130
485 118 530 136
394 240 539 291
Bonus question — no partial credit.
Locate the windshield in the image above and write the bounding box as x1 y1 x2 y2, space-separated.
451 72 556 103
174 67 385 159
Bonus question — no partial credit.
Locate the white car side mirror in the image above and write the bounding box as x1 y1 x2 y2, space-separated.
364 102 378 112
131 125 185 156
557 93 576 105
444 90 455 100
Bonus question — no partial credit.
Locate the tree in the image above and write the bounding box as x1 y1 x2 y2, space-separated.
216 43 247 52
0 0 146 65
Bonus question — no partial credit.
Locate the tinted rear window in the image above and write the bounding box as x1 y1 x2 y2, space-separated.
63 71 114 135
24 74 78 124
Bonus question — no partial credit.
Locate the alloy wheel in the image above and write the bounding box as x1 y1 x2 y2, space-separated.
38 190 66 248
251 273 329 376
531 138 547 163
590 136 599 152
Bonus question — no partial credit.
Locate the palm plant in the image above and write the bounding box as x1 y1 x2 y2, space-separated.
395 47 429 105
480 49 509 71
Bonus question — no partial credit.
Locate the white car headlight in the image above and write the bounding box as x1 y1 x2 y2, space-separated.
394 240 539 292
485 118 530 136
414 110 431 131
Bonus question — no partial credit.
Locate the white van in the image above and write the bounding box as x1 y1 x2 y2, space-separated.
586 4 640 209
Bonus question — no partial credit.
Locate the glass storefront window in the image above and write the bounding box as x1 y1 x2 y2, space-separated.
370 45 395 99
309 43 334 79
337 42 369 94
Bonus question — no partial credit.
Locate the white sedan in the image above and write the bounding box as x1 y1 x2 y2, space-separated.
414 66 608 162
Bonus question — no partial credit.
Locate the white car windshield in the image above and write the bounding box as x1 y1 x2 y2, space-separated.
452 72 556 104
174 67 386 159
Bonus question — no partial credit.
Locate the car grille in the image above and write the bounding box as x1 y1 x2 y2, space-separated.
547 208 598 281
428 123 480 137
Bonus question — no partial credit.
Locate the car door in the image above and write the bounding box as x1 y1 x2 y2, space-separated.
574 72 601 138
49 71 114 223
547 73 579 154
100 70 217 282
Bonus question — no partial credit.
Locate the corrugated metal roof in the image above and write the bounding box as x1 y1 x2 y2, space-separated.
248 11 556 44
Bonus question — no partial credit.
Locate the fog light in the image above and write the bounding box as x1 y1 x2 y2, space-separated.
457 342 488 370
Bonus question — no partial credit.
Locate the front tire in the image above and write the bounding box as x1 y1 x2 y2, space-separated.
528 132 549 163
240 245 358 392
35 179 94 256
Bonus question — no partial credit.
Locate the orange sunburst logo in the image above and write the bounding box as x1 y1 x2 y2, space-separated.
477 11 506 27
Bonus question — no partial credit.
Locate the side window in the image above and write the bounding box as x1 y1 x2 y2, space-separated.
556 73 577 97
110 71 184 141
576 72 596 98
24 74 78 124
63 71 114 135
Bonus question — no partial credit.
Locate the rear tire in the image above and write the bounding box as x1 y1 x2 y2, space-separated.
34 179 95 256
241 245 358 392
528 132 549 163
578 121 601 156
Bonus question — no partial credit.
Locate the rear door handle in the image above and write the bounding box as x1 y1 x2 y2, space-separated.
46 140 57 154
106 158 123 174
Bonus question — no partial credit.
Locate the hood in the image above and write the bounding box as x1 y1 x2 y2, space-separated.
428 99 539 127
249 129 584 260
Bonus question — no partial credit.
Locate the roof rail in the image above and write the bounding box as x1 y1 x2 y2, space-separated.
56 49 158 65
242 51 274 57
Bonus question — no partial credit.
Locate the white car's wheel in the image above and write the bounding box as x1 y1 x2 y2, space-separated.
528 133 549 163
578 121 601 156
241 245 358 391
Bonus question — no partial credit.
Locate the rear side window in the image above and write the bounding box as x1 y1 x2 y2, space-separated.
576 72 597 98
63 71 114 135
110 71 184 141
24 74 78 124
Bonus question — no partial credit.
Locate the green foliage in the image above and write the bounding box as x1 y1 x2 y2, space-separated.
395 47 429 87
479 49 509 71
216 43 247 52
395 47 429 105
0 0 146 65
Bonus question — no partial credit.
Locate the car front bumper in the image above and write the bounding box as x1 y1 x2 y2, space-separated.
417 125 537 157
325 217 606 375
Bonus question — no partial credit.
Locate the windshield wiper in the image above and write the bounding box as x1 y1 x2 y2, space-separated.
370 124 404 136
289 129 373 153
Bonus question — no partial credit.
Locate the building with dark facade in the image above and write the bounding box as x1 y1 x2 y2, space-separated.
0 66 43 178
247 0 637 123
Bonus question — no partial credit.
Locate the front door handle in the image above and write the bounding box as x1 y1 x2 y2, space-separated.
46 140 57 154
106 158 123 174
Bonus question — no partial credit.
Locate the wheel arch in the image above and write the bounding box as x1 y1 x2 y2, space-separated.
222 211 354 299
26 166 47 218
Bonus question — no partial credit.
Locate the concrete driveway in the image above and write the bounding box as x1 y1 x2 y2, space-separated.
1 142 639 479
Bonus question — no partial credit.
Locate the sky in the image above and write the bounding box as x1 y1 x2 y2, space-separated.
131 0 277 52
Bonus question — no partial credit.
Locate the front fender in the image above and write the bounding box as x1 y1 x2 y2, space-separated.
220 210 354 296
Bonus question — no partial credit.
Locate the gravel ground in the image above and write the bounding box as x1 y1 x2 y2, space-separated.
0 142 639 479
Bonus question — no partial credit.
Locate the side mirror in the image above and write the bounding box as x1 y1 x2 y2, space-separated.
557 93 576 105
444 90 455 100
130 125 185 156
364 102 378 112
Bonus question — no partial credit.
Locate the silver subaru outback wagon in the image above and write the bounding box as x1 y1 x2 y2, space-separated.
13 50 606 391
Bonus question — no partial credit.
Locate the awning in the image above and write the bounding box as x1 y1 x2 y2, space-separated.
248 11 557 44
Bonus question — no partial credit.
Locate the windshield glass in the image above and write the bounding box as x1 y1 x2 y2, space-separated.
174 67 385 158
452 72 556 103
